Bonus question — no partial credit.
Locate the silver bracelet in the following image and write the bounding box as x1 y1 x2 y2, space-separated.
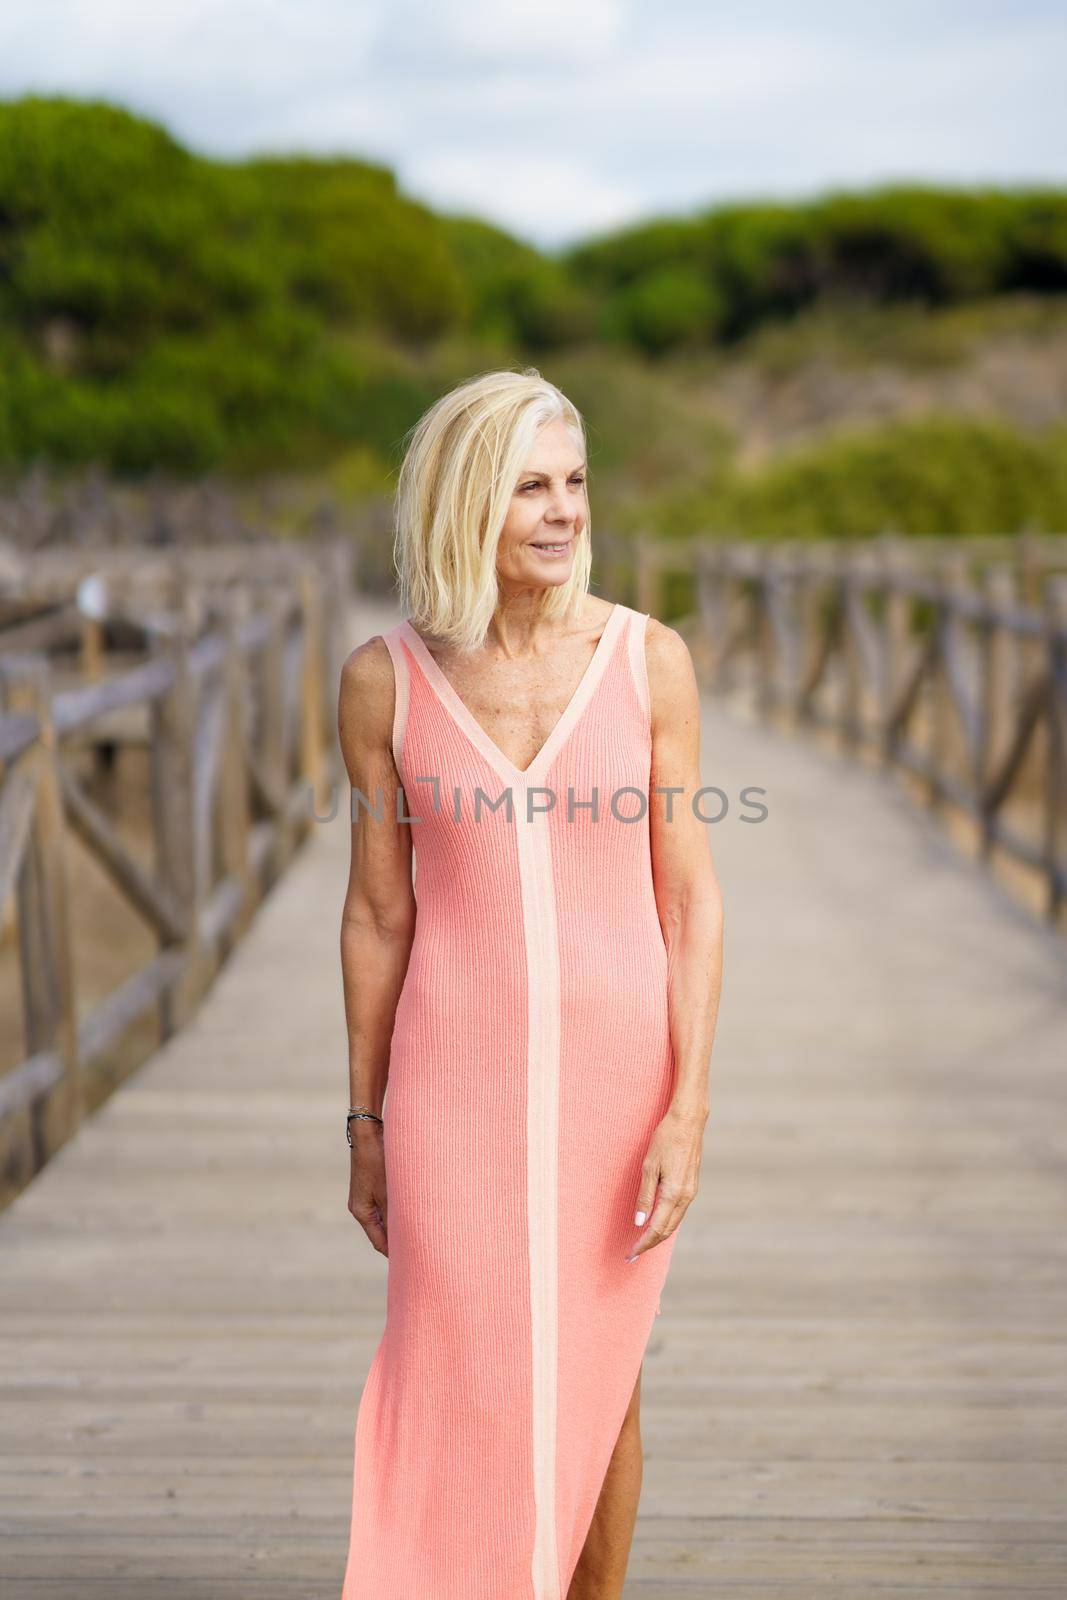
347 1105 383 1146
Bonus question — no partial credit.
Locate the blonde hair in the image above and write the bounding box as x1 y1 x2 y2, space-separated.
393 367 592 650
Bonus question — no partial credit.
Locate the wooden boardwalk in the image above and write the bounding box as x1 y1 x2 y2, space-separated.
2 594 1066 1598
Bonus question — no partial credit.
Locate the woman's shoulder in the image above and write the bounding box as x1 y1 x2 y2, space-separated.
642 615 697 734
340 631 396 703
644 613 689 656
338 633 398 768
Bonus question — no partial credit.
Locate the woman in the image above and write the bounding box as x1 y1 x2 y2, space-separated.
337 368 723 1600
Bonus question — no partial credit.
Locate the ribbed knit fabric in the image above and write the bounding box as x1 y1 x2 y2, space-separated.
341 602 677 1600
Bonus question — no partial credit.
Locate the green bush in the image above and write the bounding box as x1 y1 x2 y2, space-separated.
1 94 1066 488
441 216 596 348
243 156 465 337
565 185 1067 342
601 266 723 354
647 416 1067 540
0 99 281 346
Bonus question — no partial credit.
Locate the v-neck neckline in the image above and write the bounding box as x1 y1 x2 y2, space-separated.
399 603 625 785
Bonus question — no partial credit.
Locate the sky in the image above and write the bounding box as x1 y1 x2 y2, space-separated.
1 0 1064 250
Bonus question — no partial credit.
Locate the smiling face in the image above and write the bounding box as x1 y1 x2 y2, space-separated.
495 418 587 597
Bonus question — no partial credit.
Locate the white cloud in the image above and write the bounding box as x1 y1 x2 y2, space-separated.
0 1 383 101
429 0 624 59
405 150 645 245
0 1 1063 248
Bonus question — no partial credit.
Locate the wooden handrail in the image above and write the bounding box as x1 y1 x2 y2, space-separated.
598 532 1067 930
0 536 355 1193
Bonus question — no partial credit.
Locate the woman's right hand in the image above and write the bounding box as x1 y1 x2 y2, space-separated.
348 1124 389 1256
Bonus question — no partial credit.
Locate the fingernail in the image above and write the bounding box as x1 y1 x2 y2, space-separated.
625 1254 637 1263
634 1210 646 1225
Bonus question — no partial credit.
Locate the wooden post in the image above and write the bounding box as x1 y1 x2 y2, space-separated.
979 566 1016 862
792 561 819 728
926 554 955 811
262 591 295 877
941 550 971 797
881 539 909 767
299 568 327 822
148 619 204 1035
79 617 106 680
317 544 347 766
1042 577 1067 923
321 538 354 732
720 565 747 697
219 599 254 948
1017 527 1042 610
692 542 717 689
756 563 777 720
839 562 861 752
0 654 81 1156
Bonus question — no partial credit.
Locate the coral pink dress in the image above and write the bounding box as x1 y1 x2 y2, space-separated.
341 601 677 1600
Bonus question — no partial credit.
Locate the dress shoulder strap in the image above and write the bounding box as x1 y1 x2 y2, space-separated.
625 608 651 725
380 624 410 773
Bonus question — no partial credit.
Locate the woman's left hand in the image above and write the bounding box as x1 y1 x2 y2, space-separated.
627 1103 707 1261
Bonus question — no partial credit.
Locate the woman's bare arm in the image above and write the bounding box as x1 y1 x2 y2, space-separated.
629 619 724 1260
337 635 417 1255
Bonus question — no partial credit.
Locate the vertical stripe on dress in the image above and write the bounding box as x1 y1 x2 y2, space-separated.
515 780 562 1600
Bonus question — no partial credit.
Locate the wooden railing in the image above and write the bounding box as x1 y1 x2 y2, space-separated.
0 538 354 1192
598 533 1067 929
